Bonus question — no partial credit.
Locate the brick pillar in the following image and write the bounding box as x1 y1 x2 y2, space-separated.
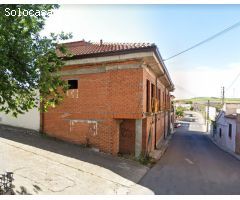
135 119 142 158
235 110 240 154
112 120 120 155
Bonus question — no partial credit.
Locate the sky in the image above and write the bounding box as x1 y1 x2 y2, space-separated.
42 4 240 99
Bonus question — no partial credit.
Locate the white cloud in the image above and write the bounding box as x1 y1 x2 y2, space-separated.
41 6 240 100
42 5 150 43
170 63 240 99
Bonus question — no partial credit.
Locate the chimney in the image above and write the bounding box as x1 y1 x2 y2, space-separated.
235 109 240 154
100 39 103 46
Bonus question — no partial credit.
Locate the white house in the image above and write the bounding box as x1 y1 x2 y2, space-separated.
214 103 240 154
205 106 217 121
175 103 191 110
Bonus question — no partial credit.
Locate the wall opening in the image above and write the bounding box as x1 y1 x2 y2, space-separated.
119 119 135 155
228 124 232 139
146 80 150 112
68 80 78 89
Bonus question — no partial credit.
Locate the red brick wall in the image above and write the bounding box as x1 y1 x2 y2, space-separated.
109 68 143 119
142 68 171 112
141 67 171 154
156 112 165 144
43 60 172 155
119 119 135 154
142 116 155 153
43 60 142 155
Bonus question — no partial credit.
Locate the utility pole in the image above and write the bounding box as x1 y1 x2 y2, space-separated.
206 100 210 132
221 86 225 105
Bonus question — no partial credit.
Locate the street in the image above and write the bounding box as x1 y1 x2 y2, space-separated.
140 111 240 195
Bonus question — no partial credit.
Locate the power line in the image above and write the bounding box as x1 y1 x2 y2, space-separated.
163 20 240 61
225 71 240 93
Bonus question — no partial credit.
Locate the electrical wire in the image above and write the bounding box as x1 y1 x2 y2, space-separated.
225 71 240 93
163 20 240 61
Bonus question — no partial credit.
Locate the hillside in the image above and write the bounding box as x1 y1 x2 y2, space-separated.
176 97 240 103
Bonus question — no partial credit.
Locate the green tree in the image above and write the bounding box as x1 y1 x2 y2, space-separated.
0 5 72 116
176 106 185 117
185 100 193 104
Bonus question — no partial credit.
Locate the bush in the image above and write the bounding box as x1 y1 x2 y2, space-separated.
176 106 185 117
136 153 153 166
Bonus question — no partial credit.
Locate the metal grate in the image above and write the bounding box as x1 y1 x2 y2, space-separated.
0 172 14 195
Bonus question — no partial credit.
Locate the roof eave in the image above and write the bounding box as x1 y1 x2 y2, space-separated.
153 47 175 91
60 46 156 61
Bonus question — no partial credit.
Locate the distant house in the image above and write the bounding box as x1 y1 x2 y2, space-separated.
175 103 191 110
205 106 217 121
214 103 240 154
41 40 175 156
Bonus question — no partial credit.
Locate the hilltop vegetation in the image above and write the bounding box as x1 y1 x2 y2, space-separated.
175 97 240 103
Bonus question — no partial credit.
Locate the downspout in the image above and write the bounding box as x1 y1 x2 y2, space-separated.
164 87 167 138
154 77 157 149
41 101 45 134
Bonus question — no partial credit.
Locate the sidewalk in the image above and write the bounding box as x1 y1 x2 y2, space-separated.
149 132 175 161
0 125 153 195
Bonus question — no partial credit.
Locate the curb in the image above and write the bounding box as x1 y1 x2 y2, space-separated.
207 134 240 162
150 131 175 161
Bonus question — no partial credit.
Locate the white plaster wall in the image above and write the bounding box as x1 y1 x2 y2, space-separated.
216 114 236 152
0 107 40 131
205 106 217 121
224 118 236 152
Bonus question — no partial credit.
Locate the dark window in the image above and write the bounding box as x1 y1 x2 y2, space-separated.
219 128 222 138
163 91 165 109
68 80 78 89
165 93 167 108
158 89 161 111
146 80 150 112
151 83 155 112
151 83 155 99
228 124 232 139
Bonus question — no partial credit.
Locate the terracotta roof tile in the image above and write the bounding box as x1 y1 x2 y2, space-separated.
57 40 155 58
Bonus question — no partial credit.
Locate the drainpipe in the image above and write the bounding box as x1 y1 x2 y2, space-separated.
154 77 157 149
41 101 45 134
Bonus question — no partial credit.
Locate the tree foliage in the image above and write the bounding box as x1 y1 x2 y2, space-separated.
0 5 72 116
176 106 185 117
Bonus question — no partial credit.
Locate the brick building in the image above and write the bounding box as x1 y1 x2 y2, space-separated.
41 40 174 157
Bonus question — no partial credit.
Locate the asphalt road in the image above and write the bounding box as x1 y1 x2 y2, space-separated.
139 111 240 195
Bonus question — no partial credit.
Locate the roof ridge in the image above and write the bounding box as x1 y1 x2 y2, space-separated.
89 41 155 46
60 40 92 46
